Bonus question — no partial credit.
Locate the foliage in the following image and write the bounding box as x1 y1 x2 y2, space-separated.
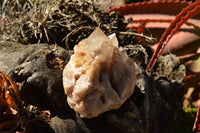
0 0 59 44
175 107 198 133
0 0 125 47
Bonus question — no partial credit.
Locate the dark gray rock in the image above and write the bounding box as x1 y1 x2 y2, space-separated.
0 41 71 114
51 116 82 133
0 41 185 133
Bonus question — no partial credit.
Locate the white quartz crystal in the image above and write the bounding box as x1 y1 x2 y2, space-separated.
63 28 136 118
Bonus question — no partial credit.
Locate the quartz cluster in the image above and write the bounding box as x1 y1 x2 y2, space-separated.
63 28 136 118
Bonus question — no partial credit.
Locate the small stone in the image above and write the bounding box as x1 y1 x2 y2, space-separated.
51 116 81 133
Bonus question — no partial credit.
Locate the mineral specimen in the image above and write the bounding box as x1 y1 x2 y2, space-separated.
63 28 136 118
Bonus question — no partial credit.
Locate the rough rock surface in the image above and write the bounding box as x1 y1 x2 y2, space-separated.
51 116 82 133
0 41 71 114
0 41 185 133
0 0 188 132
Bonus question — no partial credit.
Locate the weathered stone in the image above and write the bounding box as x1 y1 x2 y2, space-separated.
0 41 71 113
0 41 185 133
51 116 81 133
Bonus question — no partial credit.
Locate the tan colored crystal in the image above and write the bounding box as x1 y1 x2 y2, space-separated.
63 28 136 118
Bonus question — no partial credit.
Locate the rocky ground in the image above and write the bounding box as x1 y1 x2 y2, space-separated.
0 0 190 133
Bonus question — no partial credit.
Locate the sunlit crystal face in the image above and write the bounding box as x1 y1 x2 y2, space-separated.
63 28 136 118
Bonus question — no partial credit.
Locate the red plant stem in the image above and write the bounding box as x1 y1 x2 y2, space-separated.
109 0 196 18
127 19 200 29
152 31 200 56
193 106 200 132
146 1 200 71
178 53 197 60
136 21 147 45
109 0 200 71
184 73 200 81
